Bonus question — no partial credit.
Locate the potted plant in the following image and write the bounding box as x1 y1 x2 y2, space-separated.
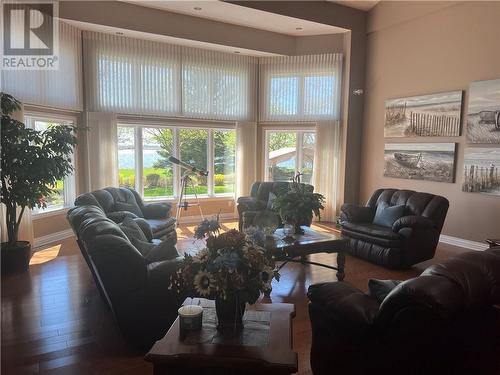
272 175 325 234
170 216 279 332
1 93 78 273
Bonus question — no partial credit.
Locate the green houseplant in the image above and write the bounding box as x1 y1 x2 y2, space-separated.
272 175 325 234
1 93 78 273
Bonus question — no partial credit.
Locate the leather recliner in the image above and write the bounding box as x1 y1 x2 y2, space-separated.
237 181 314 231
308 247 500 375
74 187 176 242
67 205 185 348
340 188 449 269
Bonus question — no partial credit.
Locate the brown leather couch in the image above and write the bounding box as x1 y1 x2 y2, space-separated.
237 181 314 231
308 247 500 375
67 205 184 349
75 187 176 241
340 188 449 269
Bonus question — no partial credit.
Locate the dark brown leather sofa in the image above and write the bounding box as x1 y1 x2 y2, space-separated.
237 181 314 231
340 188 449 269
67 205 184 348
75 187 176 241
308 247 500 375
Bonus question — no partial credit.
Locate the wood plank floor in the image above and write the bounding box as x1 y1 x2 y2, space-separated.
1 221 470 375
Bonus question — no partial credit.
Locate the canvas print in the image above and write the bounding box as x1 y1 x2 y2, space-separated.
384 91 463 137
384 143 456 183
462 147 500 196
466 78 500 144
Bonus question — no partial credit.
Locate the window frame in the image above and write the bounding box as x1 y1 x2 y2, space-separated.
117 121 236 201
263 127 316 183
24 112 78 216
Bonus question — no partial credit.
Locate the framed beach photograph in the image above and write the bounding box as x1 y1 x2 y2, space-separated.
462 147 500 196
384 91 463 138
384 143 457 183
466 78 500 144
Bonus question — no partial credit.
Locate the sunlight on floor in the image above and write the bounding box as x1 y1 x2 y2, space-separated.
30 244 61 265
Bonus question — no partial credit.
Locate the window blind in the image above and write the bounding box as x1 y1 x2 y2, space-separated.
83 31 257 121
259 54 343 122
2 21 83 111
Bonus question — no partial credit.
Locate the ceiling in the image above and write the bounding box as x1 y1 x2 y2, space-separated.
122 1 347 36
328 0 380 12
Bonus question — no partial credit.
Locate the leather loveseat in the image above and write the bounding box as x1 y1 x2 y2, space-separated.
340 188 449 269
67 205 185 348
75 187 176 242
237 181 314 231
308 247 500 375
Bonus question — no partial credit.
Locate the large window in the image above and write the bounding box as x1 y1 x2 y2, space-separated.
265 130 315 184
25 114 77 213
118 124 235 199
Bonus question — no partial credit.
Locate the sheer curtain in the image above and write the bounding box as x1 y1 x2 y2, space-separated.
312 121 341 222
259 54 343 122
84 112 118 191
235 122 257 198
1 21 83 111
83 31 257 121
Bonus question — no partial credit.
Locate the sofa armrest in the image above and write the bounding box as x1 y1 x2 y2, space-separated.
142 202 172 219
133 218 154 242
146 256 183 288
308 282 380 332
340 203 374 224
392 215 436 233
107 211 138 223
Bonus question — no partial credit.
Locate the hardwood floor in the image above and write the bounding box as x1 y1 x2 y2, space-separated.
1 221 470 375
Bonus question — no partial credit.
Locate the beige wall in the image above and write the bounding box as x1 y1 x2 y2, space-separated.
361 1 500 242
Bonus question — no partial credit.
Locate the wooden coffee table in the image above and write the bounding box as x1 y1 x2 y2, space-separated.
269 226 348 281
145 298 298 375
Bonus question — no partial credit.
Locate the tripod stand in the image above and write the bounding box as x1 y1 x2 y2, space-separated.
175 171 204 226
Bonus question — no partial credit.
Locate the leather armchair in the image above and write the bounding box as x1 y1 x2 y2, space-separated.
67 205 185 348
308 247 500 375
74 187 176 242
340 189 449 269
237 181 314 231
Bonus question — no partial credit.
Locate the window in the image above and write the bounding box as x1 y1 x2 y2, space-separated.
265 130 316 184
25 114 77 213
118 124 235 199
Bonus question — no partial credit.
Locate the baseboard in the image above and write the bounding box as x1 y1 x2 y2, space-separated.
177 213 236 225
439 234 489 251
34 229 74 250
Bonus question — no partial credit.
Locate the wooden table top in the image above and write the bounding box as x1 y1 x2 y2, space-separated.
145 299 298 374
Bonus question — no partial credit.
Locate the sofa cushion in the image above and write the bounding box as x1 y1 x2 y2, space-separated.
373 204 405 227
342 223 402 248
119 217 148 243
147 217 176 234
105 188 144 218
368 279 402 303
91 190 115 213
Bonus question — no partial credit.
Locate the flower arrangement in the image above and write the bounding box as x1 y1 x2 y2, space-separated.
170 216 279 305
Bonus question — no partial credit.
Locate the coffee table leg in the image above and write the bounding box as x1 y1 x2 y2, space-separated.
336 252 345 281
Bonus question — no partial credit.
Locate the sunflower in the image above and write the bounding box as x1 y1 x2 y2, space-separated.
193 270 215 296
259 266 274 290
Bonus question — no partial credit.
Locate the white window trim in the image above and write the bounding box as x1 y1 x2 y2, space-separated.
263 127 316 183
118 121 236 200
24 113 78 216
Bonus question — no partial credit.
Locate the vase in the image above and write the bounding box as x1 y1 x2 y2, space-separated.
294 223 305 235
215 295 246 332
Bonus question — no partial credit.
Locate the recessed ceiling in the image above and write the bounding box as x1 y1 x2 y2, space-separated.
63 19 281 57
121 1 347 36
328 0 380 12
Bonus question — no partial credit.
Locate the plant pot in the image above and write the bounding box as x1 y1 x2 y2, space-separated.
1 241 32 274
215 295 246 332
294 223 305 235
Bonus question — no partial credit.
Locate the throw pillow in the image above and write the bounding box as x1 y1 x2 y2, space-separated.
119 217 148 243
373 203 405 227
267 192 277 210
368 279 402 303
